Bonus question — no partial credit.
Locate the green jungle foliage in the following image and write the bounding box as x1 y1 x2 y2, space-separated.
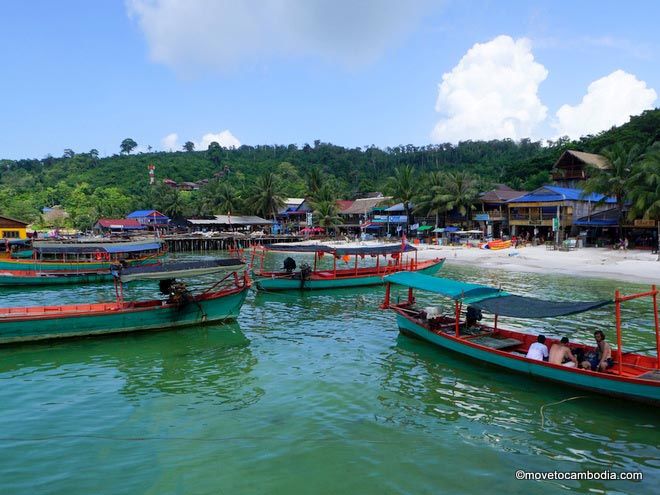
1 109 658 230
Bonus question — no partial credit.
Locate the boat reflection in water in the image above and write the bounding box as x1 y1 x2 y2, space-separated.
0 322 263 408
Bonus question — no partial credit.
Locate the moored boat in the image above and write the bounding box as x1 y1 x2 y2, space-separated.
0 237 166 286
0 259 249 345
252 242 445 291
381 272 660 405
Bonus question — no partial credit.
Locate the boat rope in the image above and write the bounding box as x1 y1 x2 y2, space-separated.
539 396 587 428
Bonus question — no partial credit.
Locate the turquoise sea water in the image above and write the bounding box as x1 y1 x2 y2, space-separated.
0 254 658 494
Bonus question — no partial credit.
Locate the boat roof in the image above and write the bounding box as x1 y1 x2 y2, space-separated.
116 259 244 282
32 240 163 254
264 243 416 255
384 272 612 318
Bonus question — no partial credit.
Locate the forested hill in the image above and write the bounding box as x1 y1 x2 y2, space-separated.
1 109 658 227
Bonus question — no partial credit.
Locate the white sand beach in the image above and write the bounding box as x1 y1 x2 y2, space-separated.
416 244 660 285
289 239 660 285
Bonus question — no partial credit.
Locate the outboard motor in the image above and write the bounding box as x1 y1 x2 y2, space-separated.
466 306 483 328
159 278 175 295
283 257 297 273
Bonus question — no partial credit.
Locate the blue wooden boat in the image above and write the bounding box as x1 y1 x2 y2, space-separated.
381 272 660 405
253 242 445 291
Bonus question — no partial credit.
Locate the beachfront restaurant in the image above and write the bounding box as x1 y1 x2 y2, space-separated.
477 185 527 238
507 186 616 243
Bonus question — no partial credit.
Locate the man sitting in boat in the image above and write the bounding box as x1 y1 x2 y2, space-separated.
525 335 548 361
581 330 613 371
549 337 578 367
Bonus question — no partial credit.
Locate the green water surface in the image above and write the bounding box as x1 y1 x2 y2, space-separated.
0 254 658 494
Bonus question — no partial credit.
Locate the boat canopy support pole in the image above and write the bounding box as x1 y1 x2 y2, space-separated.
654 284 659 368
407 287 414 304
615 290 622 374
381 282 391 309
455 300 460 337
494 314 498 332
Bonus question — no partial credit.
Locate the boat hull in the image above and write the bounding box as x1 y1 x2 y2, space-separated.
0 287 249 345
254 259 444 291
0 271 113 286
0 257 158 272
396 314 660 405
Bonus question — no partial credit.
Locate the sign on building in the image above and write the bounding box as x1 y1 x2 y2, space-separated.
306 213 313 226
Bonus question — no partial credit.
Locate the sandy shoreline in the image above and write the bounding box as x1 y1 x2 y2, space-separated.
286 240 660 285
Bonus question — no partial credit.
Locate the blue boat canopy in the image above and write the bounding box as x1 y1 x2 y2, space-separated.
104 242 162 253
265 243 416 255
384 272 612 318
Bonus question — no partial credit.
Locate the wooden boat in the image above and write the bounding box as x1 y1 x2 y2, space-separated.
252 243 445 291
381 272 660 405
0 238 166 286
482 239 512 250
0 259 249 345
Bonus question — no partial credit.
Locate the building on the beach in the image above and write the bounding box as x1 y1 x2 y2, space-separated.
338 195 392 234
0 215 29 239
506 185 616 242
93 218 147 234
276 198 310 233
187 215 273 232
126 210 170 227
477 185 527 238
551 150 608 188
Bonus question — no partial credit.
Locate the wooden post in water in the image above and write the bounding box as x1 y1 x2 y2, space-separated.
407 287 414 304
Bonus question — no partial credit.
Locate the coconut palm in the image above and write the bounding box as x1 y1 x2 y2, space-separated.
627 143 660 258
388 165 416 232
414 171 451 228
313 200 343 231
306 166 323 196
199 180 240 216
582 143 643 239
248 172 285 221
441 171 479 224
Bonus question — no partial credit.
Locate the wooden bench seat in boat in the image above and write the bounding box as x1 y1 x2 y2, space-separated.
468 336 523 350
638 370 660 381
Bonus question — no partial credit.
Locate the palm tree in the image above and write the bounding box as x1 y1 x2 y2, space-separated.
582 143 643 239
441 171 479 225
313 200 343 232
388 165 416 233
199 180 240 216
414 171 451 228
305 166 323 196
627 143 660 259
247 172 285 221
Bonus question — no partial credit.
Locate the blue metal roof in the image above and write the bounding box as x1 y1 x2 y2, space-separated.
507 186 616 204
127 210 168 218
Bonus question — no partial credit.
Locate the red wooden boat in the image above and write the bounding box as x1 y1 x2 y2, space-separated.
381 272 660 404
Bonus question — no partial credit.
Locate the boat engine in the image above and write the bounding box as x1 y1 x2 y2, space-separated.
283 257 297 273
466 306 483 327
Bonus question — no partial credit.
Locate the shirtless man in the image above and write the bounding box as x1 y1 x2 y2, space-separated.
581 330 613 371
549 337 577 367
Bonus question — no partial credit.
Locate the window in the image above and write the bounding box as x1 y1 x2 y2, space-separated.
1 230 20 238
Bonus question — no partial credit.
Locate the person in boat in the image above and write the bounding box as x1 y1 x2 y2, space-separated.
525 334 548 361
549 337 578 367
581 330 613 371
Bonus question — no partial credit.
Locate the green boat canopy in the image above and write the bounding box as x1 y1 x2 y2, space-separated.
384 272 612 318
416 225 433 231
384 272 504 302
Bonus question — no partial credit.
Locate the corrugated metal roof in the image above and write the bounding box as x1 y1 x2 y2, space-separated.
507 186 616 204
341 196 392 214
127 210 168 218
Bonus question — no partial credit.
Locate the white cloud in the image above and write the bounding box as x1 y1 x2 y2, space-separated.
126 0 431 73
160 130 241 151
553 70 657 139
431 35 548 143
161 132 179 151
197 130 241 149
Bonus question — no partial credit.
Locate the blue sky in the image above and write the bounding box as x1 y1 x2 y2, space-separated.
1 0 658 160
